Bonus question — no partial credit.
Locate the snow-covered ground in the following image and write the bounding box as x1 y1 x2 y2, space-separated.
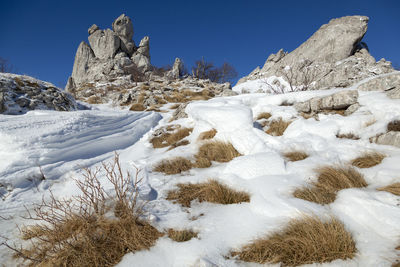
1 80 400 266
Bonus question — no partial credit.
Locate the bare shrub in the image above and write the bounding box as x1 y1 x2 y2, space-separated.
167 229 198 242
265 119 292 136
336 133 360 140
256 112 272 120
284 151 309 162
351 152 385 168
388 120 400 132
167 180 250 207
195 141 241 168
198 129 217 140
191 58 238 84
232 215 356 266
0 57 15 73
378 183 400 196
153 157 193 175
293 166 367 204
4 154 162 266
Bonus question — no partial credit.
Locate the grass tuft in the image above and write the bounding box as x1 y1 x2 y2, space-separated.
293 166 367 204
388 120 400 131
150 127 192 149
130 103 146 111
167 180 250 207
153 157 193 175
336 133 360 140
167 229 198 242
232 215 356 266
256 112 272 120
351 152 385 168
265 118 292 136
198 129 217 140
283 151 309 162
378 183 400 196
195 141 241 168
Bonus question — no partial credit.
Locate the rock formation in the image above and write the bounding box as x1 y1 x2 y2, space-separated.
66 14 151 93
0 73 77 115
237 15 397 94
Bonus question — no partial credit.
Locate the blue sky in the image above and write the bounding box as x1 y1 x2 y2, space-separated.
1 0 399 87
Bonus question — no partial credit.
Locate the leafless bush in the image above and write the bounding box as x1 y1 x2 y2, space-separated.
192 57 237 83
0 57 15 73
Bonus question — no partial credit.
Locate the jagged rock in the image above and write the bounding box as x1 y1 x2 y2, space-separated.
112 14 135 56
88 24 99 35
132 36 151 72
372 131 400 148
88 29 121 59
237 16 395 92
344 103 360 116
295 90 358 113
70 41 95 87
357 72 400 99
167 58 183 79
172 103 188 120
0 73 77 115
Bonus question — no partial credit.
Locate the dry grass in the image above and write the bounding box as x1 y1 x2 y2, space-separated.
293 166 367 204
150 127 192 149
130 103 146 111
351 152 385 168
153 157 193 175
198 129 217 140
378 183 400 196
265 118 292 136
169 103 181 109
232 215 356 266
388 120 400 131
256 112 272 120
283 151 309 162
195 141 241 168
5 154 162 267
167 229 198 242
87 95 102 104
167 179 250 207
336 133 360 140
168 140 190 150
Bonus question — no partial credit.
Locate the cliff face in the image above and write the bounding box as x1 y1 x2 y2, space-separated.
237 15 395 91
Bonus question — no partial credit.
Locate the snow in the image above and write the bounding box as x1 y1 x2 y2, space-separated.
2 77 400 266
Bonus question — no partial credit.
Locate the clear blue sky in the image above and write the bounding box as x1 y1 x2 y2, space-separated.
1 0 399 87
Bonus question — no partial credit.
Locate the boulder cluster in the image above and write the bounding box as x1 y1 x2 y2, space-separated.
0 73 77 114
238 16 399 97
66 14 185 94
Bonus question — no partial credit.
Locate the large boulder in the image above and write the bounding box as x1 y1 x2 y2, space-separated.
357 72 400 99
0 73 77 115
131 36 151 72
237 16 395 92
88 28 121 60
112 14 135 56
71 41 95 86
167 58 183 79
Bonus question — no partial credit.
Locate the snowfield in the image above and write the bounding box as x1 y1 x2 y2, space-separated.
1 80 400 267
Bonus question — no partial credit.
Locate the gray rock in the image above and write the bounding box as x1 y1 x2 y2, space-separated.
136 36 150 58
88 24 99 35
344 103 360 116
373 131 400 148
112 14 135 56
357 72 400 99
71 41 95 85
167 58 183 79
131 36 151 72
294 101 310 113
88 29 121 59
171 103 188 120
332 90 358 109
220 89 238 96
295 90 358 113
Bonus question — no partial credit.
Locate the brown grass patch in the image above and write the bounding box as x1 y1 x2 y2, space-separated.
6 154 162 266
293 166 367 204
378 183 400 196
167 229 198 242
130 103 146 111
266 118 292 136
198 129 217 140
167 180 250 207
169 103 181 109
87 95 102 104
153 157 193 175
168 140 190 150
388 120 400 131
351 152 385 168
284 151 309 162
150 127 192 149
195 141 241 168
232 215 356 266
336 133 360 140
256 112 272 120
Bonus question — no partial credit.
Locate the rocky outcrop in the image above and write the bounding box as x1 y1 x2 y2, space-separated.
0 73 77 115
294 90 359 115
356 72 400 99
167 58 184 79
66 14 151 93
372 131 400 148
237 16 395 92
